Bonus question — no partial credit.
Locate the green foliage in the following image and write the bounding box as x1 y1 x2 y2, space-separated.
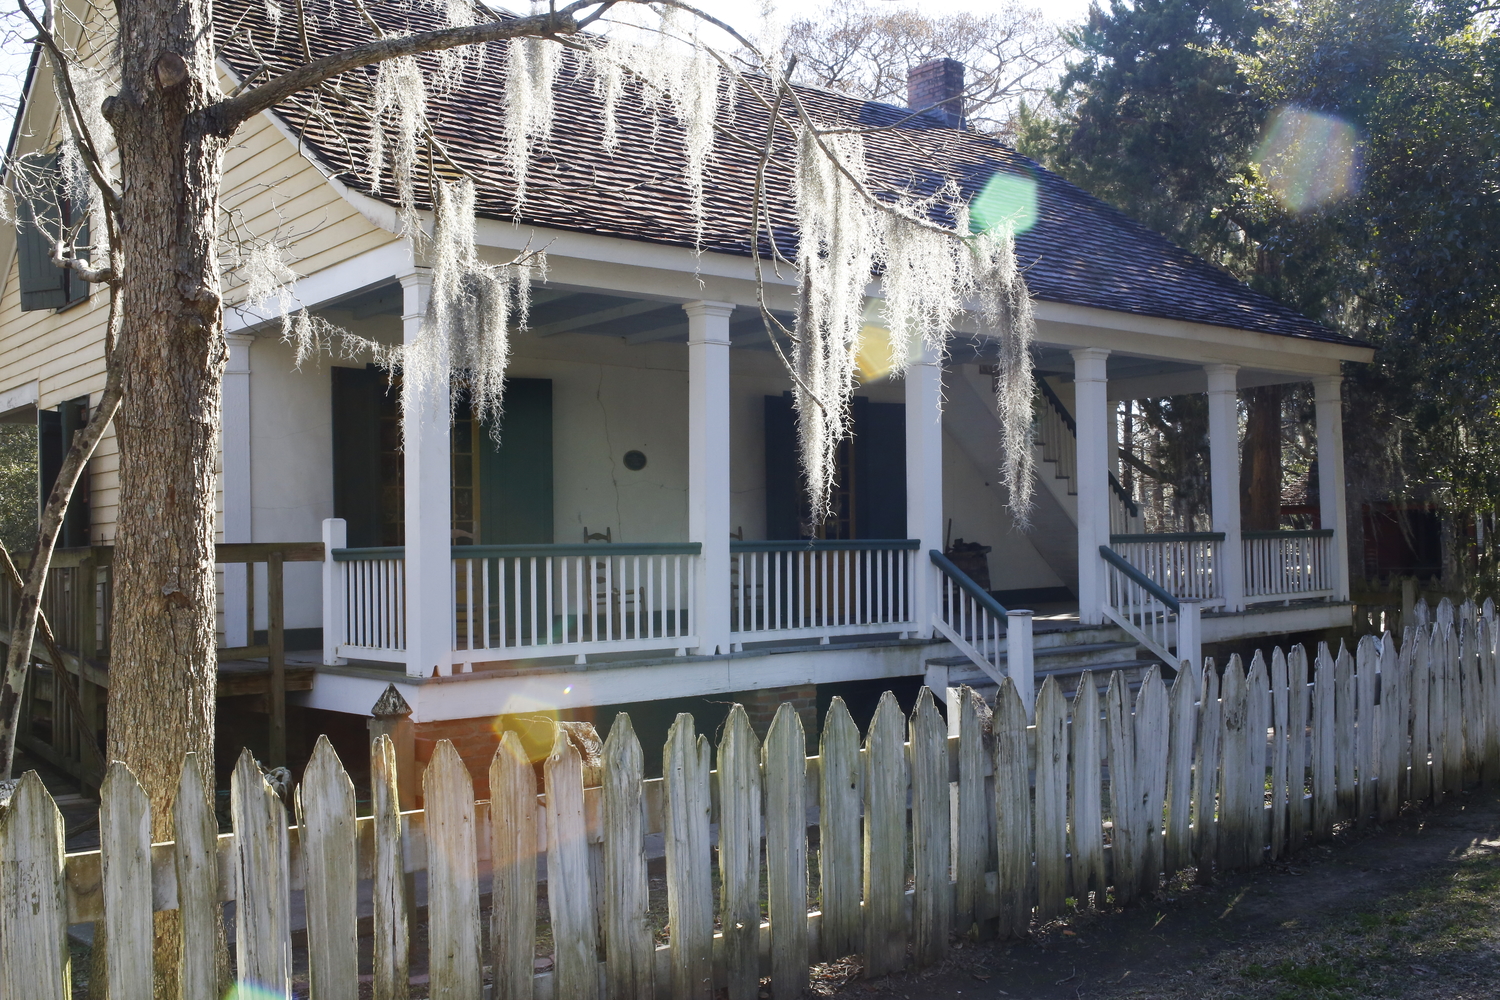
0 423 36 557
1022 0 1500 514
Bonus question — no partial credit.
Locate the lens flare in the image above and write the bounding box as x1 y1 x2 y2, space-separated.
223 985 287 1000
1254 107 1361 212
856 324 895 381
969 170 1039 235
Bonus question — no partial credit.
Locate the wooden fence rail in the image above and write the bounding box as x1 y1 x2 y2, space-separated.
3 599 1500 998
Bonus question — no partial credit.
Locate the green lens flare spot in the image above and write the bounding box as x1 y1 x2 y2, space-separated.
970 171 1039 235
1254 107 1361 213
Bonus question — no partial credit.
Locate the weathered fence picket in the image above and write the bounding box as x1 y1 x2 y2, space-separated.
817 697 862 960
6 619 1498 1000
717 705 761 1000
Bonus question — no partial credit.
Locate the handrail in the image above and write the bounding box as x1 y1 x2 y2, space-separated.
732 538 921 552
16 541 326 570
929 550 1009 616
1241 529 1335 540
1037 378 1138 518
1099 545 1180 612
333 542 704 562
1110 532 1226 544
1109 473 1140 518
1036 378 1076 434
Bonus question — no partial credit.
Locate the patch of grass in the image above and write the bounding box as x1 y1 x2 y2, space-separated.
1271 959 1354 989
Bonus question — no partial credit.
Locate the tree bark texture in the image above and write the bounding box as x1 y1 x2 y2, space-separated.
1241 385 1283 532
103 1 229 990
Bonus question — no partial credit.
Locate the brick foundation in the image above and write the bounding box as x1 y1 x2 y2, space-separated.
734 684 817 746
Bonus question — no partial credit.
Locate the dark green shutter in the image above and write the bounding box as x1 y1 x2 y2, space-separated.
331 366 385 548
17 153 68 312
58 397 90 547
857 401 907 539
37 408 60 523
479 378 553 544
764 393 800 539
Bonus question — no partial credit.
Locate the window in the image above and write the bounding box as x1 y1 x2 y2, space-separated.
16 152 90 312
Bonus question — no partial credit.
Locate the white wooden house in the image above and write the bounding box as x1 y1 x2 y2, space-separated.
0 3 1373 778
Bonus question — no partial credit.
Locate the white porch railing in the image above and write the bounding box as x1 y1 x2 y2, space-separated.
1243 529 1336 602
1109 532 1225 606
1099 545 1201 669
334 546 407 660
1035 378 1142 534
729 540 918 644
451 543 700 663
929 549 1034 713
331 543 701 665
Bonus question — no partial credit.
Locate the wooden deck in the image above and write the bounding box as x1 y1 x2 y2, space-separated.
216 658 315 698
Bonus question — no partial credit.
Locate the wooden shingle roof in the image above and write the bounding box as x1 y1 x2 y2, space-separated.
217 0 1344 344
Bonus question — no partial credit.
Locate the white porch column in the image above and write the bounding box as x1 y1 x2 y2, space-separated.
906 342 944 638
1071 348 1110 625
1314 374 1351 601
400 268 452 677
1206 363 1246 612
685 300 734 655
222 333 253 647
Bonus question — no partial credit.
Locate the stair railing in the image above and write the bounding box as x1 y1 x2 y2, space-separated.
1099 545 1201 670
1035 380 1141 531
929 550 1034 713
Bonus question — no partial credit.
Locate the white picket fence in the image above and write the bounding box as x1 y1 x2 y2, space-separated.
3 599 1499 998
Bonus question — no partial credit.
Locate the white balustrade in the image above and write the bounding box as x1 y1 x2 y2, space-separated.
730 541 917 643
451 544 699 664
1243 530 1336 601
333 547 407 661
1110 532 1225 606
1100 547 1178 664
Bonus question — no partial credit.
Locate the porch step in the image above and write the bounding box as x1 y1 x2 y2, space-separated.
937 658 1165 702
926 639 1139 672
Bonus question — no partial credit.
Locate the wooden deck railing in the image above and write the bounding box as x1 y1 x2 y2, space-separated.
729 539 918 644
0 541 323 781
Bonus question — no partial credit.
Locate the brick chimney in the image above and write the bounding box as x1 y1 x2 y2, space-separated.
908 58 965 129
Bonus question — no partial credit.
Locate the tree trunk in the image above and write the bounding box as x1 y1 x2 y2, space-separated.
104 0 228 991
1241 385 1283 532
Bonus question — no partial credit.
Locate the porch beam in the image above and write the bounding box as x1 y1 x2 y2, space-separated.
686 300 734 655
1314 375 1351 601
1206 364 1246 612
1071 348 1110 625
533 298 675 337
400 266 453 677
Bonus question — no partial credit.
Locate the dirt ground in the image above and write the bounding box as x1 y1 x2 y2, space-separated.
814 790 1500 1000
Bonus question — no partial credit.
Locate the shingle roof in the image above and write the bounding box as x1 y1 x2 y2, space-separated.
216 0 1347 345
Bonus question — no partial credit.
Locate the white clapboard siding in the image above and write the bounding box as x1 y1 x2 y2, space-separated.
817 697 862 960
862 691 909 977
424 740 482 999
664 713 714 1000
174 752 224 1000
0 772 71 1000
545 729 601 1000
100 762 153 1000
1192 662 1222 882
1134 667 1170 892
717 706 762 1000
297 736 359 1000
909 687 950 966
763 703 809 998
230 749 292 996
993 678 1033 937
955 687 991 934
601 716 652 1000
370 735 410 1000
1070 672 1106 899
1033 677 1069 920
